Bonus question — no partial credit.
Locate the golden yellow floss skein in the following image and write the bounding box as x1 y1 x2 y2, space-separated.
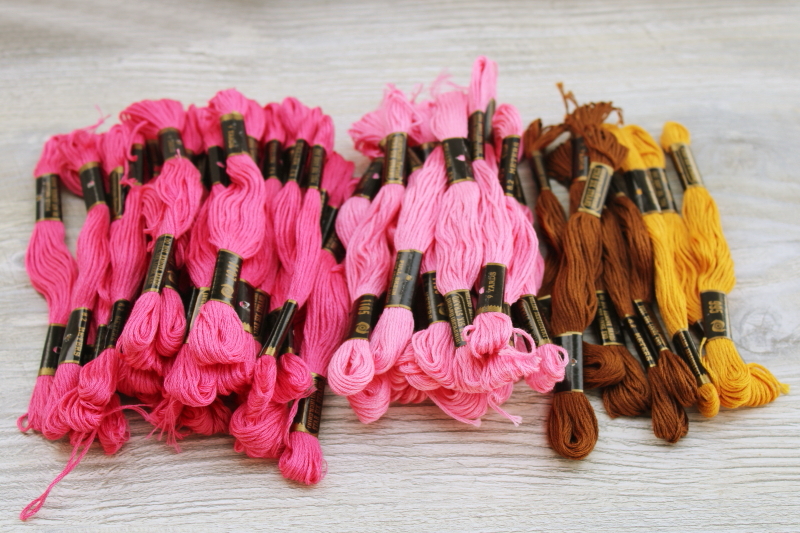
621 125 719 417
661 122 788 408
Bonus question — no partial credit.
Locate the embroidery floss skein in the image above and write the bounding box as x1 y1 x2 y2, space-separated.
661 122 788 408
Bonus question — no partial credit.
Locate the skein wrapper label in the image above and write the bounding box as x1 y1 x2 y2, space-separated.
406 145 424 174
109 166 128 219
444 290 473 347
59 308 91 365
185 287 210 341
158 128 186 161
386 250 422 311
442 138 474 185
207 146 229 187
291 374 326 437
468 111 486 161
647 167 677 212
577 162 613 218
673 329 711 385
670 143 704 189
81 342 97 366
322 231 345 263
571 137 589 182
208 249 242 308
632 300 669 353
499 136 521 197
347 294 379 341
252 289 269 342
90 325 108 362
382 132 407 185
307 145 326 190
623 169 660 214
416 142 438 162
235 279 255 334
355 157 384 200
35 174 62 222
554 333 583 392
320 204 338 247
701 291 731 341
130 143 145 185
163 263 179 292
421 272 448 325
285 139 309 183
537 294 552 322
247 136 259 162
262 139 283 181
105 299 131 350
594 290 623 346
621 315 657 368
261 300 298 357
142 234 175 293
79 163 106 210
38 324 65 376
476 264 507 315
512 167 527 205
145 139 161 179
220 112 248 156
484 99 496 142
530 151 551 191
511 295 551 347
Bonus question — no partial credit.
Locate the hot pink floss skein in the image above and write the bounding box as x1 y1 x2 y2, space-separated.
18 136 78 434
42 127 111 442
492 104 568 393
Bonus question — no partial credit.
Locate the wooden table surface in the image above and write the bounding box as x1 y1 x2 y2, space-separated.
1 1 798 531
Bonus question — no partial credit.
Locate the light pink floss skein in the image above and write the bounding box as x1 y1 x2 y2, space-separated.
42 127 111 441
328 87 416 401
18 136 78 434
492 104 568 393
117 100 203 373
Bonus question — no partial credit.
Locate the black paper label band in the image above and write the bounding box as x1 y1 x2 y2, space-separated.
220 113 248 156
442 137 475 185
355 157 384 200
537 295 552 322
35 174 62 222
207 146 230 187
530 151 551 191
476 264 507 315
621 315 657 368
109 166 128 220
59 308 91 365
320 204 338 247
158 128 186 161
130 144 145 185
670 143 704 189
285 139 309 184
624 169 660 215
382 132 407 186
406 145 424 174
421 271 448 325
322 231 346 263
208 249 242 307
89 325 108 363
145 139 161 178
235 279 255 334
262 140 283 181
444 290 473 347
291 374 326 437
252 289 269 342
105 299 132 350
79 163 106 210
307 145 326 190
347 294 378 341
261 300 298 357
511 295 551 347
386 250 423 310
672 329 711 385
38 324 66 376
163 263 179 292
500 137 521 198
701 291 731 341
632 300 669 353
468 111 486 161
572 137 589 182
185 287 210 342
247 136 259 162
416 142 439 161
484 99 496 142
577 162 613 217
594 290 623 346
647 167 676 212
142 234 175 293
554 333 583 392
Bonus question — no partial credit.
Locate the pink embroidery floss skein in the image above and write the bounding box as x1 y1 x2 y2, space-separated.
492 103 568 393
42 127 111 441
328 86 416 402
117 100 203 373
19 136 78 433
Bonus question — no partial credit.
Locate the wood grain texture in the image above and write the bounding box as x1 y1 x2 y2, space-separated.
1 0 798 531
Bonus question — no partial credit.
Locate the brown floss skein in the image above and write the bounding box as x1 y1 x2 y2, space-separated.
547 124 627 460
